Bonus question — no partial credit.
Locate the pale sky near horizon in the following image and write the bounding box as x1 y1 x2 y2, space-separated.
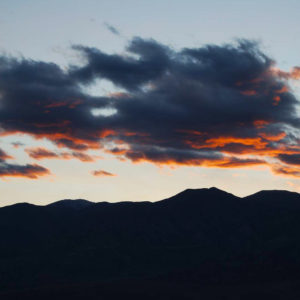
1 0 300 206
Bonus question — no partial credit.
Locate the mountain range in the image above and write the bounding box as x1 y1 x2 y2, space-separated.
2 187 300 299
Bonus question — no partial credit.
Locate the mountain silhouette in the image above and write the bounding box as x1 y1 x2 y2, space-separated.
47 199 95 210
2 187 300 299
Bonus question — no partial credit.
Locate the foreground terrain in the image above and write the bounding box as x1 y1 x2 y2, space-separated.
2 187 300 299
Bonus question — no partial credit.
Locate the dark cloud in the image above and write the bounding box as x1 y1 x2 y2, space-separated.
277 154 300 166
92 169 116 177
0 148 50 179
0 37 300 177
122 145 266 168
70 37 170 90
0 162 50 179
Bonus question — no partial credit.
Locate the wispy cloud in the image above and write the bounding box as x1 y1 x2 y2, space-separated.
103 22 120 36
91 169 117 177
26 147 98 162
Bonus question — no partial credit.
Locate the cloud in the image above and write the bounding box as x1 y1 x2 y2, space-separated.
272 165 300 178
26 147 59 160
11 142 25 148
0 162 50 179
121 145 266 168
0 148 50 179
91 169 117 177
103 22 120 36
25 147 97 162
0 37 300 176
0 148 13 161
277 154 300 166
70 151 97 162
272 66 300 80
70 38 170 90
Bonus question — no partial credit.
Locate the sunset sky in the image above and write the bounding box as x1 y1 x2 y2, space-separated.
1 0 300 206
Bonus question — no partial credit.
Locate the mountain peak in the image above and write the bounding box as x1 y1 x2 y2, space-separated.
47 199 95 210
180 186 224 194
179 187 235 197
157 187 239 207
245 189 300 200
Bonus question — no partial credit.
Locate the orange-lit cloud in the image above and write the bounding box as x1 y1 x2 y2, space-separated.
91 169 117 177
273 95 281 104
25 147 98 162
272 165 300 178
259 132 286 142
272 66 300 80
187 136 268 150
122 147 266 169
275 85 289 94
26 148 59 160
253 120 270 129
240 90 257 96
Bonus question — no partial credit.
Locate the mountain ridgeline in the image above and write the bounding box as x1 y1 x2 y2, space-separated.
2 187 300 299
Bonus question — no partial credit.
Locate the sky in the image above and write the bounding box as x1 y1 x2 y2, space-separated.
1 0 300 206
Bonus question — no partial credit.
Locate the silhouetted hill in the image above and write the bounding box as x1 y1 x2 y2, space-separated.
47 199 95 210
2 187 300 299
